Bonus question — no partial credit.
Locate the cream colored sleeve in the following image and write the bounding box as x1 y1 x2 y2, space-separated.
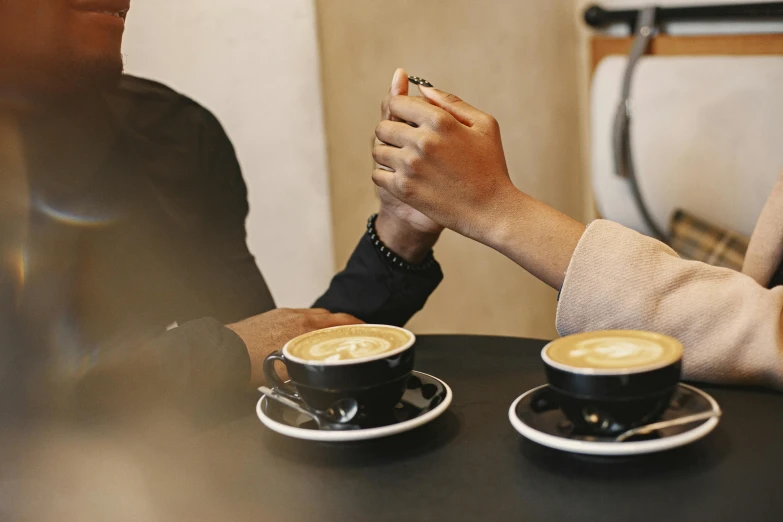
556 220 783 389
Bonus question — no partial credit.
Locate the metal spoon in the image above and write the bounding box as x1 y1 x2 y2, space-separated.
614 409 722 442
259 386 360 430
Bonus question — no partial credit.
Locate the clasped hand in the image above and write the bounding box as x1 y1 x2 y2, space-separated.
372 75 517 246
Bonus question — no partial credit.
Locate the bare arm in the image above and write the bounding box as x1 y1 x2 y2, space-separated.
483 190 584 290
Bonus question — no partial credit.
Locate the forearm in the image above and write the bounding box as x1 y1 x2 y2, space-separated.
478 188 586 291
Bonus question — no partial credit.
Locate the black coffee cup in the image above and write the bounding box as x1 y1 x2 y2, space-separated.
539 330 683 436
263 325 416 424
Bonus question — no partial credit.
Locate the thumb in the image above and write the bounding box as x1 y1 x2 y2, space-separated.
419 86 482 127
384 68 409 123
390 67 409 97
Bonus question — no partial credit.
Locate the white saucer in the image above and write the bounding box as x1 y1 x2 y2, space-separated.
257 371 452 442
509 383 721 456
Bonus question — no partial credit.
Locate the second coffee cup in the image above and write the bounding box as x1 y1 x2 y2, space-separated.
539 330 684 436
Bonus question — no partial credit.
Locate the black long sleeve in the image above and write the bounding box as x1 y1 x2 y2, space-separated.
74 317 253 421
313 234 443 326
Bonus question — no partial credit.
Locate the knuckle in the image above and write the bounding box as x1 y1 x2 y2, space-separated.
484 114 500 131
416 134 440 155
406 153 424 172
416 135 431 154
430 113 453 131
376 120 391 136
372 168 394 187
396 177 416 199
388 95 401 112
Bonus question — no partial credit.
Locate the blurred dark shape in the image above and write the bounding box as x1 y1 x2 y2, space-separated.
6 77 277 422
0 3 445 519
0 5 277 485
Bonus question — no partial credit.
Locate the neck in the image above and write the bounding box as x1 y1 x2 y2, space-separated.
0 64 121 118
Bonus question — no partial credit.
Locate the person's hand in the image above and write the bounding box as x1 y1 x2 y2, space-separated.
227 308 364 385
373 85 586 290
374 68 444 263
372 84 516 246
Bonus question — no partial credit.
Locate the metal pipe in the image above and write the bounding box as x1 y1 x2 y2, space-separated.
584 2 783 29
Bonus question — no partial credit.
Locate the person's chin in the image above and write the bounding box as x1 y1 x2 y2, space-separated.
76 52 124 84
59 14 126 92
43 51 124 97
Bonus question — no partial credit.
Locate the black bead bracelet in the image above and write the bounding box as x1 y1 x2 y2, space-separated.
367 214 437 273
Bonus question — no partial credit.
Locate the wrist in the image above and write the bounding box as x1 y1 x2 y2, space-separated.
375 210 441 264
474 186 532 251
225 320 260 384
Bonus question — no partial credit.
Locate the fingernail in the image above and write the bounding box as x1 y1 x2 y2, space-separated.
408 76 434 88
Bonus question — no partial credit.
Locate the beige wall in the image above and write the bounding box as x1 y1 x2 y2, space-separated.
316 0 584 338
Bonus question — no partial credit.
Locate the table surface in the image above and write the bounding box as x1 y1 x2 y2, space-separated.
196 335 783 521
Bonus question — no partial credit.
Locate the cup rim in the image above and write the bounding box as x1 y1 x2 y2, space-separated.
282 324 416 366
541 330 683 376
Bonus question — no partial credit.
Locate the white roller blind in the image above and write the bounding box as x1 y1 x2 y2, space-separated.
591 55 783 237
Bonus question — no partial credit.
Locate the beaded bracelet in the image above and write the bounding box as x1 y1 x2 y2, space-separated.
367 214 438 272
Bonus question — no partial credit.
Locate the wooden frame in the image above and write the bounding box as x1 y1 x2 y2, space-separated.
591 33 783 73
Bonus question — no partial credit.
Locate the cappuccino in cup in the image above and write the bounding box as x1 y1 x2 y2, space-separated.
543 331 683 374
264 325 416 424
286 325 413 363
540 330 683 436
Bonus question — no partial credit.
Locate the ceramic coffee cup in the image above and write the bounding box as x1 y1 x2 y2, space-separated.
538 330 683 435
263 324 416 423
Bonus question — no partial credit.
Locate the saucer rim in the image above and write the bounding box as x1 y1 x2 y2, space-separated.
256 370 453 442
508 382 720 456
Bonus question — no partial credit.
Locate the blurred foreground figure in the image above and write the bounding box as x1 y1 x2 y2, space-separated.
0 4 445 518
0 0 445 410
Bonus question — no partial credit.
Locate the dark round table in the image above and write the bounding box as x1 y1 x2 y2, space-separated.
196 335 783 521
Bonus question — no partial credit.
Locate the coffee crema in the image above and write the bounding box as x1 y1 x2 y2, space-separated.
285 325 413 363
543 330 682 373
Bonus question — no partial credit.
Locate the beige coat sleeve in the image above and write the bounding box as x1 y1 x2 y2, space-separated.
556 220 783 389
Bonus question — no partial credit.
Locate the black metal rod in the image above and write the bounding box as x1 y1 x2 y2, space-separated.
584 2 783 29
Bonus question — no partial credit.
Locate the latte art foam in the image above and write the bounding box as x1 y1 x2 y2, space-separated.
303 336 392 362
544 330 683 372
286 325 413 363
567 338 664 369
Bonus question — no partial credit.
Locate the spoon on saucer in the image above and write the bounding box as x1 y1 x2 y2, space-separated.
614 409 722 442
258 386 360 430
